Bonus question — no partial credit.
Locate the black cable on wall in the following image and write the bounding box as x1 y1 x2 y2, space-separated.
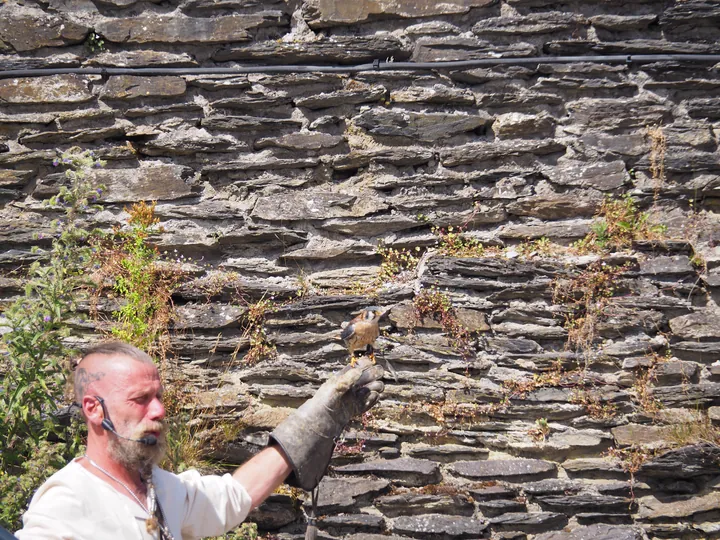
1 54 720 79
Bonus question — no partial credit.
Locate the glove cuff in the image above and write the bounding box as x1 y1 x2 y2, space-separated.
270 410 337 491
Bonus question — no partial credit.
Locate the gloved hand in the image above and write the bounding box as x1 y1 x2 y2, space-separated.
269 357 384 491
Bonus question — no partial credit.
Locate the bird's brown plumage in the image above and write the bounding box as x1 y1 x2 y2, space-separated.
341 308 382 362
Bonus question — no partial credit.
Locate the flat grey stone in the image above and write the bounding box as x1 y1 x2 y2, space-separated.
253 190 387 221
90 164 196 202
255 133 344 151
654 361 699 385
535 493 632 513
376 492 474 518
304 0 495 28
651 383 720 407
140 127 237 155
477 498 527 517
566 98 671 130
660 1 720 29
469 485 517 501
87 50 198 67
318 214 419 236
669 312 720 339
506 192 601 220
639 443 720 478
332 147 434 169
589 14 658 30
414 37 536 63
214 35 409 63
96 14 277 44
441 140 565 167
294 85 386 109
535 524 646 540
201 115 303 132
522 479 583 495
0 75 93 104
172 303 245 330
403 443 489 463
490 513 567 532
320 513 385 535
611 424 673 449
638 491 720 520
500 219 592 241
335 458 441 487
0 5 88 52
474 13 585 35
639 255 694 276
352 108 490 142
545 160 629 191
563 458 624 478
493 112 555 139
101 76 187 100
392 513 488 538
449 459 556 482
390 85 476 105
248 495 298 530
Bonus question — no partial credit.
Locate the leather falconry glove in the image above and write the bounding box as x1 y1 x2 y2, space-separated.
269 357 384 491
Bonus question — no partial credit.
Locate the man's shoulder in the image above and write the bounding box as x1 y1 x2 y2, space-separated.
28 460 87 504
153 465 203 487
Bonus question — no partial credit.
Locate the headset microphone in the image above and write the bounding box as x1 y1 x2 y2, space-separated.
95 396 158 446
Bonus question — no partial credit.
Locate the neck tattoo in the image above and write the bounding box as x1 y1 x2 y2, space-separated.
83 456 175 540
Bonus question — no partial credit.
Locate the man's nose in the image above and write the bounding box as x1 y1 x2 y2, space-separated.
148 396 165 421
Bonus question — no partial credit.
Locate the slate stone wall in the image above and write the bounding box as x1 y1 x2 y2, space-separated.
2 0 720 538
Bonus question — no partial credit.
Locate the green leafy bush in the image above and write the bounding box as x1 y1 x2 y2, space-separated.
0 148 102 529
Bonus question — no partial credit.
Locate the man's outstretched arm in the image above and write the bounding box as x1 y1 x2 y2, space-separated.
231 445 292 509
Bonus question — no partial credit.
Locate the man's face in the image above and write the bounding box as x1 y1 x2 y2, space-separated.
103 358 167 472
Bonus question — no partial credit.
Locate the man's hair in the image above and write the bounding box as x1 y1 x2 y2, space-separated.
78 341 154 366
73 341 154 404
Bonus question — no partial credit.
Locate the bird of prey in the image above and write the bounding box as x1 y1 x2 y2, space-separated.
340 306 384 365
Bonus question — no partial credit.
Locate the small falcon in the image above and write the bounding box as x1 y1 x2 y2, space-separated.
341 306 384 364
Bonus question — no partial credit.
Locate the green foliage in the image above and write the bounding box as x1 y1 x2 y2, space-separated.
433 225 486 257
573 195 666 253
413 287 473 359
85 31 106 54
93 201 183 357
516 237 558 259
234 297 278 365
211 523 280 540
377 241 421 282
0 148 102 528
0 442 68 531
553 261 628 360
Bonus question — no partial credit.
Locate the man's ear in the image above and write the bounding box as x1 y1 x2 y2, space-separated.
82 395 102 425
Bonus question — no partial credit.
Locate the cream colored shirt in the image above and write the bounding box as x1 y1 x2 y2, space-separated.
16 458 253 540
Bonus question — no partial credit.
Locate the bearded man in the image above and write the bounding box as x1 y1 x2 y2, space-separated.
15 341 384 539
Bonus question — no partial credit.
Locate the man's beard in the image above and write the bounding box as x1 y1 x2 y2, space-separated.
107 421 167 475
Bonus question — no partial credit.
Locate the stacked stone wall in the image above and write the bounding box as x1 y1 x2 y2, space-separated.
2 0 720 538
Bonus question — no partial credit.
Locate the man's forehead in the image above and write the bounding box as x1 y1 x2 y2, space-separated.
83 353 158 381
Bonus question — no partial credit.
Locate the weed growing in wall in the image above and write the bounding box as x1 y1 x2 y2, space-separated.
0 148 104 529
553 261 628 363
85 31 106 54
631 352 665 415
647 125 666 204
433 225 487 257
413 287 473 360
573 195 666 253
234 296 278 366
377 241 422 282
528 418 551 443
92 201 184 359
